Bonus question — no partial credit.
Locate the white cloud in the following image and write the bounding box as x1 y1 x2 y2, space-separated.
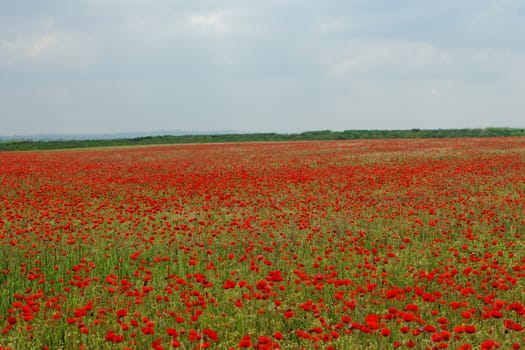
323 38 525 86
324 40 450 83
316 18 346 32
0 21 97 67
27 32 59 57
184 9 257 37
188 12 228 33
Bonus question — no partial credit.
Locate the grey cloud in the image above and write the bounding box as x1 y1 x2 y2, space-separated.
1 1 525 136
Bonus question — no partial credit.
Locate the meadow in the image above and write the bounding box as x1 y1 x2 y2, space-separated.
0 138 524 349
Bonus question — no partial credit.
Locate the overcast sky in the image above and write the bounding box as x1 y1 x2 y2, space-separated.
1 1 525 136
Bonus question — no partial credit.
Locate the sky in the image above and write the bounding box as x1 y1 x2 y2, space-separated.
1 0 525 136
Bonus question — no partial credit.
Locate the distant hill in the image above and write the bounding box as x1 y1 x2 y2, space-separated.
0 130 240 142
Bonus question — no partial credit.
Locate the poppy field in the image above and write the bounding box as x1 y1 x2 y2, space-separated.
1 137 524 350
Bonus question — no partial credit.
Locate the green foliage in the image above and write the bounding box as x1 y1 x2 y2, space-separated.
1 128 524 151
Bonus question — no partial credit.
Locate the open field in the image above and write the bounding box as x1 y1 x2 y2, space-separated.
1 138 524 349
